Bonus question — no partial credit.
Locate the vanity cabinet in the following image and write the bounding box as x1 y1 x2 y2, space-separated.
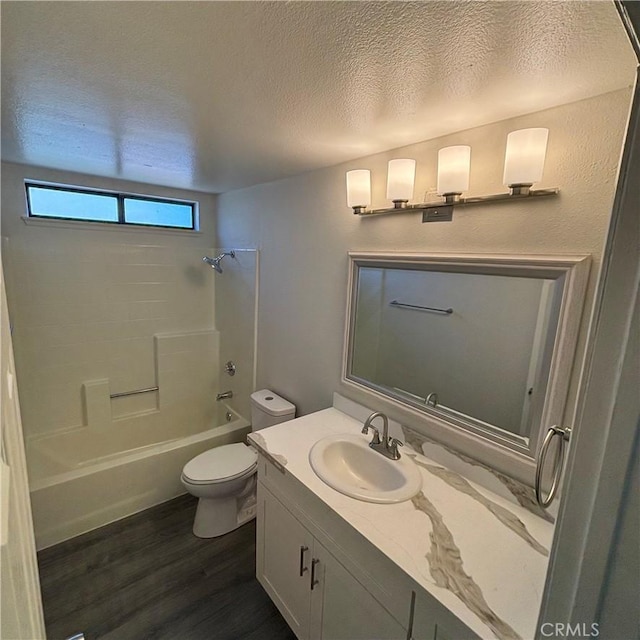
255 453 479 640
257 482 406 640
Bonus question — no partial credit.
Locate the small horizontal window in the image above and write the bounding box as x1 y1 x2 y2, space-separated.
26 183 196 230
123 197 194 229
28 186 119 223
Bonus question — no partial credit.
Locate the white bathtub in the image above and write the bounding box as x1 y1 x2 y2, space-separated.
27 405 250 549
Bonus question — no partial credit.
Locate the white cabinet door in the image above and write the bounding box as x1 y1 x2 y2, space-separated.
257 483 315 639
310 540 408 640
412 589 479 640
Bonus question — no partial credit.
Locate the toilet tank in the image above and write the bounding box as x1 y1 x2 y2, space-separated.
250 389 296 431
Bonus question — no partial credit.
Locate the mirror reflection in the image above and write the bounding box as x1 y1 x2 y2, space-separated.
349 264 564 448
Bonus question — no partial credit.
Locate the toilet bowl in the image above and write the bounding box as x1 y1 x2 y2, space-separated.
181 389 295 538
181 443 258 538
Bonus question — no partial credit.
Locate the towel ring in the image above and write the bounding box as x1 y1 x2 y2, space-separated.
535 425 572 508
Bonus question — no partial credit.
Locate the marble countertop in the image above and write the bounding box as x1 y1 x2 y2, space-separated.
248 394 554 640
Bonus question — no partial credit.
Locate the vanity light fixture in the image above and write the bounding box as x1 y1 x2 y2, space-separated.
437 145 471 203
386 159 416 208
346 128 558 222
503 128 549 195
346 169 371 215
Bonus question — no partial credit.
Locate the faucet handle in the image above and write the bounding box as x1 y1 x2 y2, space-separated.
387 438 403 460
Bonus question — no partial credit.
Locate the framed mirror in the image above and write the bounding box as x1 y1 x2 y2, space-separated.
342 252 590 461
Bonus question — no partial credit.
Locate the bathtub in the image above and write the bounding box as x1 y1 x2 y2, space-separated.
27 404 250 550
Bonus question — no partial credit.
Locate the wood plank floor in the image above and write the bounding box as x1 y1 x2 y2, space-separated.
37 494 296 640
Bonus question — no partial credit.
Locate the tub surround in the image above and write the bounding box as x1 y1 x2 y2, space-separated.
248 394 553 640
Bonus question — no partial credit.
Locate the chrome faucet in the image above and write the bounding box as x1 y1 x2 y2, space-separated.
361 412 403 460
216 390 233 401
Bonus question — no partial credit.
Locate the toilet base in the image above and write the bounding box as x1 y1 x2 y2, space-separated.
192 490 257 538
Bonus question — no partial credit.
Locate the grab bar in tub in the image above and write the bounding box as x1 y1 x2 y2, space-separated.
110 386 159 399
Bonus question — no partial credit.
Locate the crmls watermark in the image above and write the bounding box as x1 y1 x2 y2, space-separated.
540 622 600 638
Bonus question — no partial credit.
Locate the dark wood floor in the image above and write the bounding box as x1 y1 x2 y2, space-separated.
37 494 296 640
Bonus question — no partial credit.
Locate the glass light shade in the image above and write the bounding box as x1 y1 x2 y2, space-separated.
503 128 549 186
386 159 416 201
437 146 471 195
346 170 371 208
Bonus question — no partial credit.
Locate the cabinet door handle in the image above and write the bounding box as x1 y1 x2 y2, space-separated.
310 558 320 590
406 590 416 640
299 545 309 576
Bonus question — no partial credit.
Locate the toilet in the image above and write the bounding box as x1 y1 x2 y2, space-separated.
181 389 296 538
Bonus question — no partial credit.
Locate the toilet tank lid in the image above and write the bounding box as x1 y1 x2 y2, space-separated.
251 389 296 417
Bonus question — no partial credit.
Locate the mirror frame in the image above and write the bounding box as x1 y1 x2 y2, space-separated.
342 252 591 464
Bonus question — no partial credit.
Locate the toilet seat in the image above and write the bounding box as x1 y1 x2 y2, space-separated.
182 443 257 485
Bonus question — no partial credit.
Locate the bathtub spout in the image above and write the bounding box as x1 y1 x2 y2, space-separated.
216 391 233 401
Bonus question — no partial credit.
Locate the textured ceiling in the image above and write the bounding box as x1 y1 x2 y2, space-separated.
1 1 636 193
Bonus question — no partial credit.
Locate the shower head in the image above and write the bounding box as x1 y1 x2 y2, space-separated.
203 256 223 273
202 251 235 274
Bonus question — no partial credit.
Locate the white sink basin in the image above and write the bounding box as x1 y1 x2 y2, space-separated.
309 434 423 503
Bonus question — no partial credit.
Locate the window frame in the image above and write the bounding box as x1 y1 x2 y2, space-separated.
25 181 198 231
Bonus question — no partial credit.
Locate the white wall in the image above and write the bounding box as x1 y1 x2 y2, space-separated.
1 163 222 449
216 89 632 476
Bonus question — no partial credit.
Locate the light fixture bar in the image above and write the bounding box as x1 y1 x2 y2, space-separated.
352 187 559 219
446 187 559 206
420 187 559 222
